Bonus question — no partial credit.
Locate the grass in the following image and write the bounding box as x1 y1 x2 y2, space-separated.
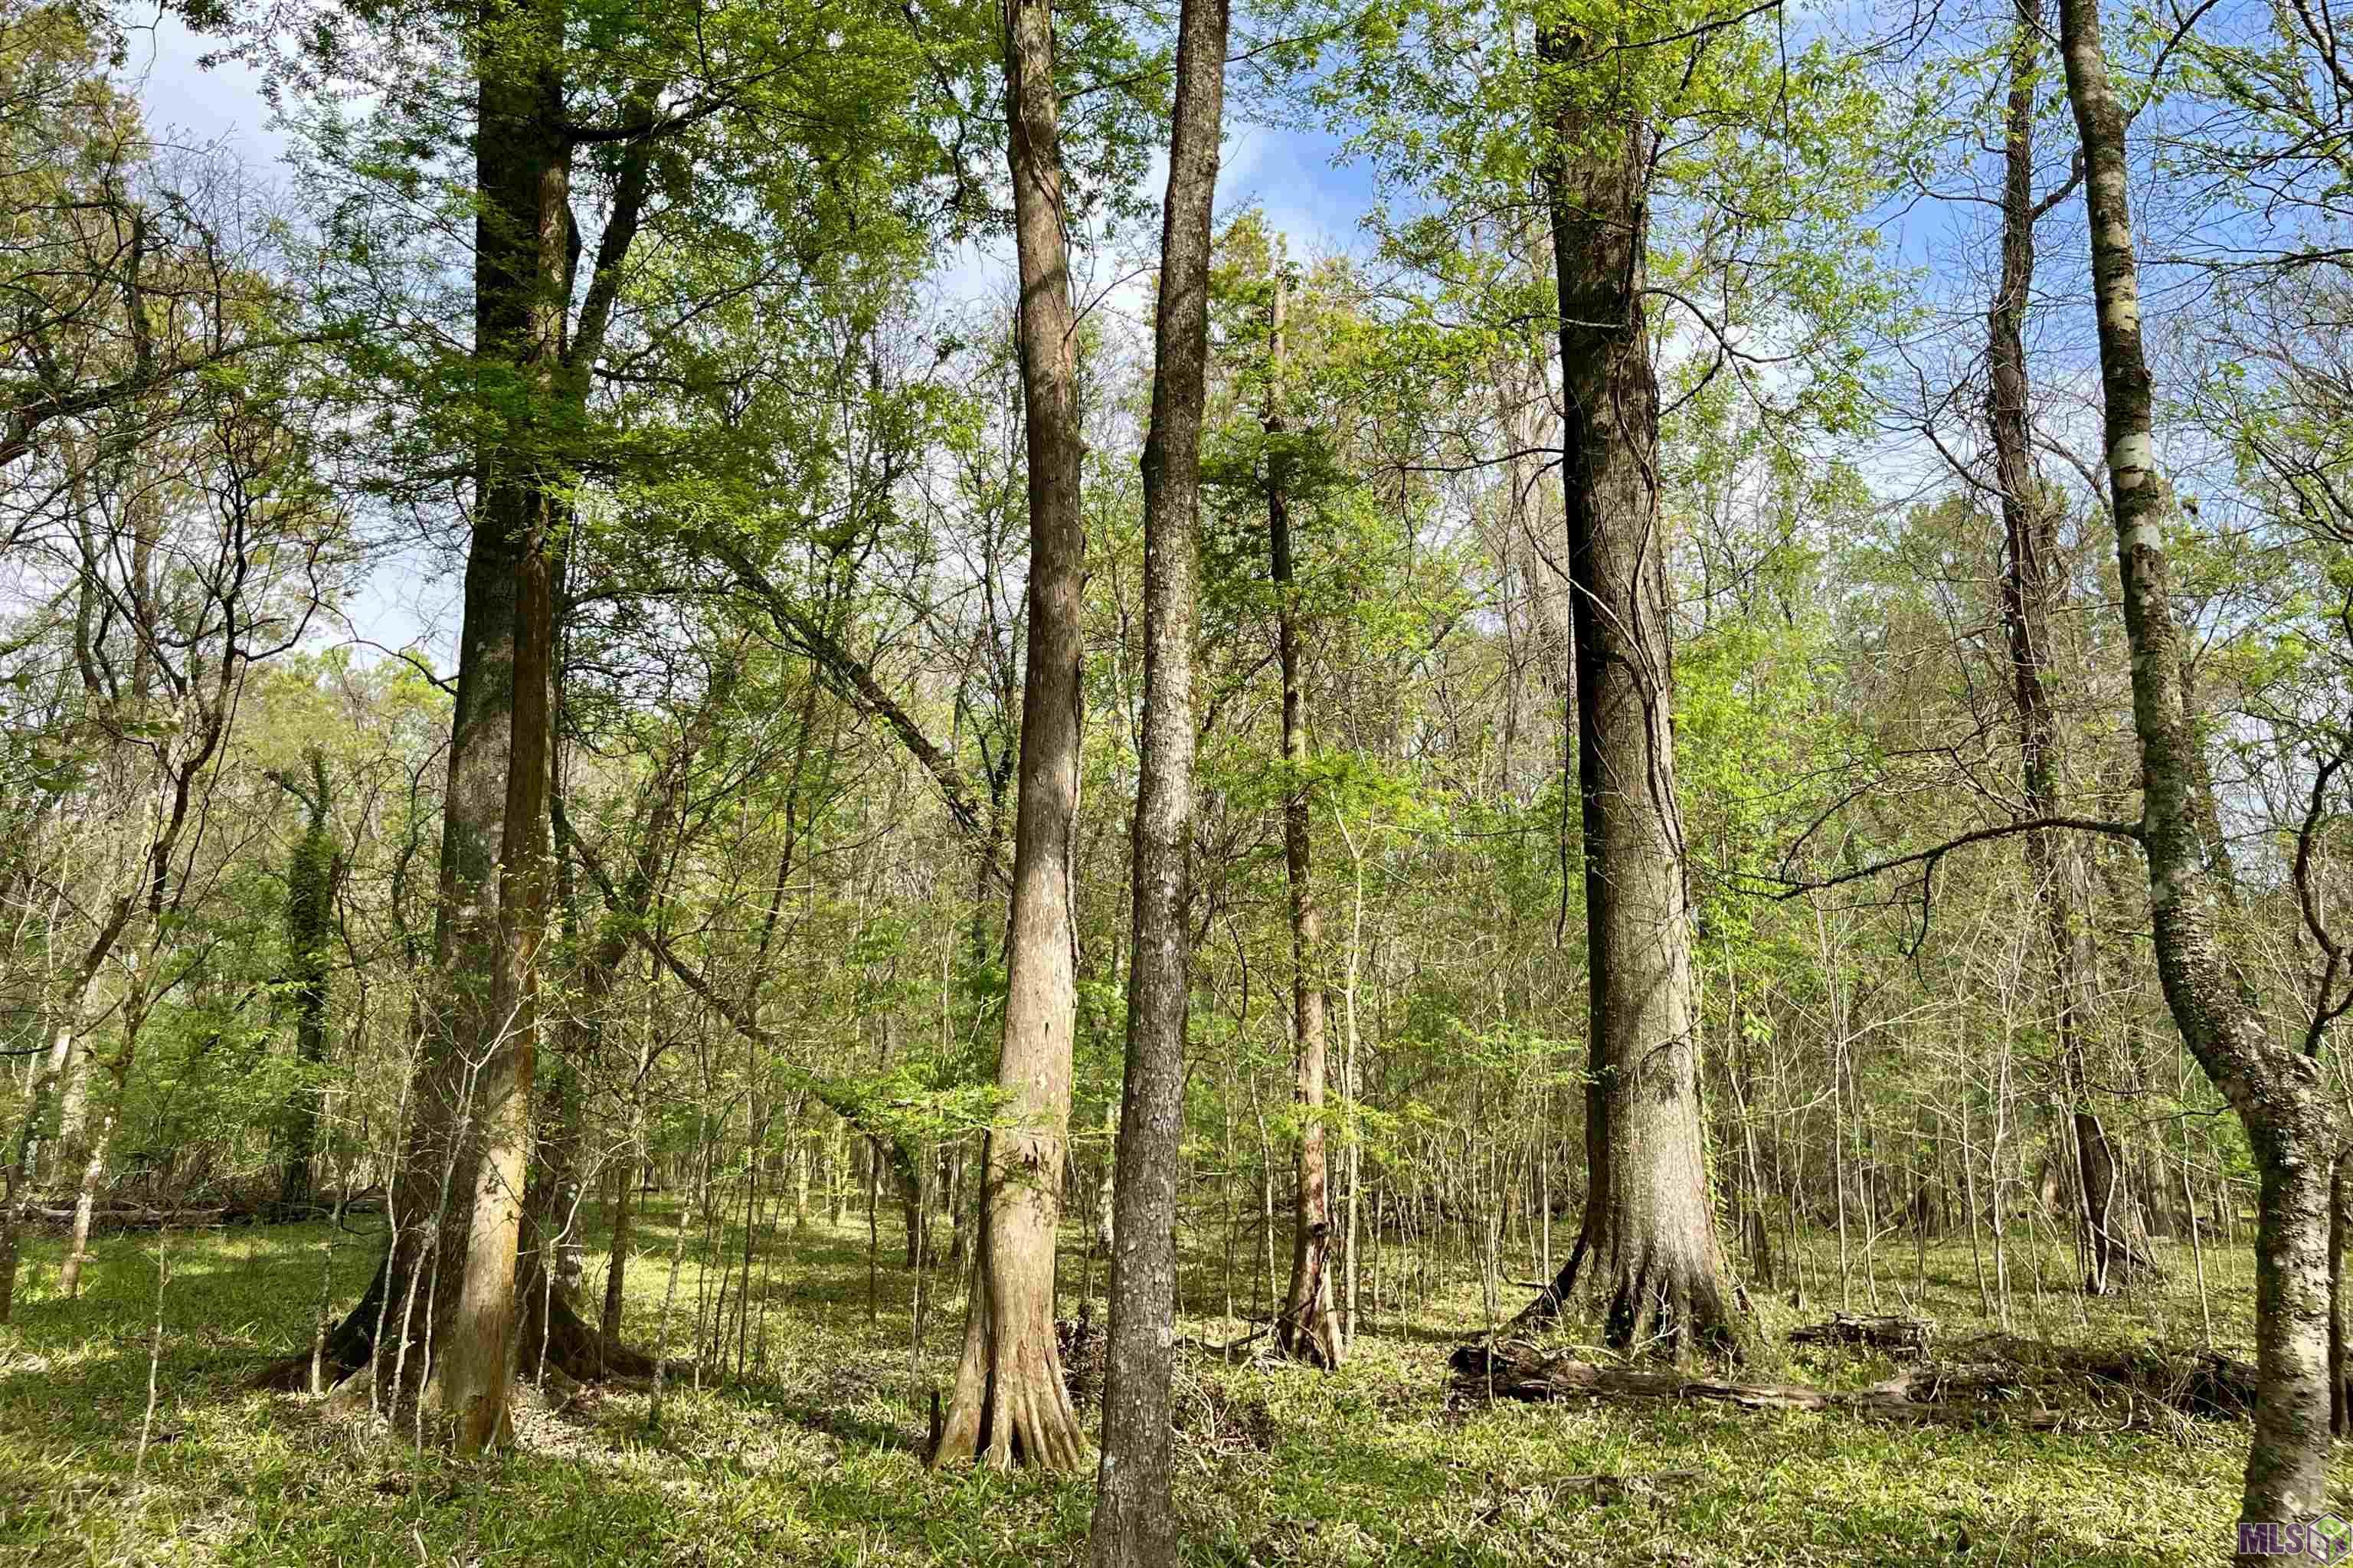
0 1200 2329 1566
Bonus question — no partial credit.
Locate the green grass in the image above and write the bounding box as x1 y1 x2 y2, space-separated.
0 1205 2327 1566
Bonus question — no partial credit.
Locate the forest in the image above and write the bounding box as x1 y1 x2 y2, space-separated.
2 0 2351 1559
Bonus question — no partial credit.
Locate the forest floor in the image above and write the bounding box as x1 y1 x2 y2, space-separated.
0 1203 2325 1566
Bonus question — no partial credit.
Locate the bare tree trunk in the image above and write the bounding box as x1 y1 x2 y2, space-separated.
0 995 94 1322
930 0 1088 1469
2056 0 2335 1532
60 962 161 1301
434 486 554 1453
1985 0 2130 1298
1268 277 1341 1369
603 1150 635 1344
2331 1151 2348 1439
1087 2 1226 1547
1519 28 1739 1359
60 1100 116 1298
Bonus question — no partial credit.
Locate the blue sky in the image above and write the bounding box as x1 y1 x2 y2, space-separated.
123 8 280 164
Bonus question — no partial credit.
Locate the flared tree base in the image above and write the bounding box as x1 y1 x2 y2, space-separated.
1514 1224 1746 1362
929 1269 1090 1471
254 1249 657 1398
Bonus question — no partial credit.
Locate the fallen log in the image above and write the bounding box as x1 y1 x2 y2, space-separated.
1948 1334 2254 1419
25 1204 235 1229
1448 1343 2063 1429
1781 1311 2253 1422
22 1196 383 1232
1174 1321 1275 1362
1788 1313 1933 1358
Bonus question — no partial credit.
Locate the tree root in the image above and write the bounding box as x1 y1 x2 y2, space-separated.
251 1268 662 1395
1504 1234 1746 1360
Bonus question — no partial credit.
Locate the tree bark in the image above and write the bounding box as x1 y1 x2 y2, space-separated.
1268 276 1341 1370
436 477 554 1453
59 964 159 1301
1520 27 1739 1359
2055 0 2336 1533
1985 0 2130 1298
930 0 1089 1470
604 1153 636 1344
0 995 93 1322
1088 0 1226 1553
2330 1151 2347 1438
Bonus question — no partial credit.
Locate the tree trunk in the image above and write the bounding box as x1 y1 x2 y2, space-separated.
1520 28 1739 1359
279 751 335 1213
1088 0 1226 1553
0 1003 89 1322
603 1153 634 1344
2056 0 2336 1532
904 1159 926 1270
930 0 1089 1470
299 15 592 1432
58 1103 114 1298
1269 276 1341 1370
52 1020 92 1182
2331 1151 2347 1439
794 1125 813 1235
437 510 554 1453
1985 0 2129 1298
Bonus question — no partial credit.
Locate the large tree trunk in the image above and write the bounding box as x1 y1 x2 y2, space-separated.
929 0 1088 1470
2055 0 2336 1534
1984 0 2131 1298
1088 0 1226 1553
1269 277 1341 1370
1519 30 1739 1359
299 16 583 1438
436 488 555 1452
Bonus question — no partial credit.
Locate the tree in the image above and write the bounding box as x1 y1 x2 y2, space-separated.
271 750 339 1214
1517 15 1737 1357
240 0 942 1439
1315 0 1890 1360
0 224 339 1318
1267 270 1343 1367
1088 0 1230 1546
0 2 303 478
2057 0 2340 1532
929 0 1091 1470
1982 0 2135 1296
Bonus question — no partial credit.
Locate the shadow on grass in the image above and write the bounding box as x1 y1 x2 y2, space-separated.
715 1376 930 1456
